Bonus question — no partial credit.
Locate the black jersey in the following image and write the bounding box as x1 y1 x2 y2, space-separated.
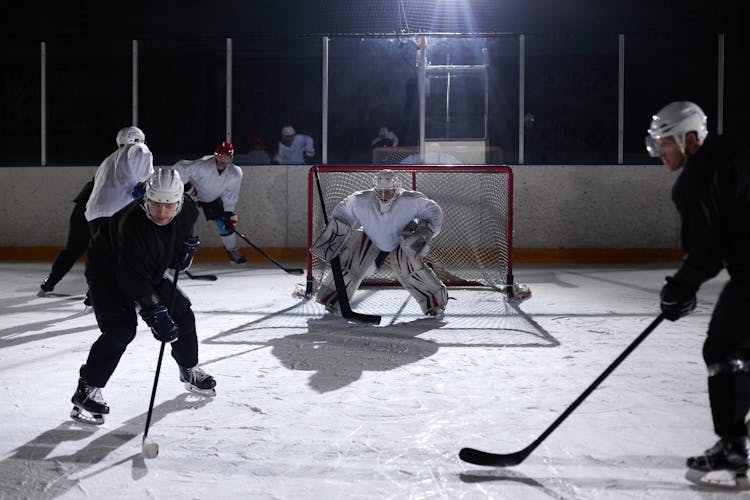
672 134 750 287
86 195 199 303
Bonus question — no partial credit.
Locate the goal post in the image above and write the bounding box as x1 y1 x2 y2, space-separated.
306 165 515 296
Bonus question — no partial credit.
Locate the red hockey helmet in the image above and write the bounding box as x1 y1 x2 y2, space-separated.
215 140 234 157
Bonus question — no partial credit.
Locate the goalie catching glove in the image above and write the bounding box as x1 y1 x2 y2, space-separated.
400 219 435 259
310 218 352 262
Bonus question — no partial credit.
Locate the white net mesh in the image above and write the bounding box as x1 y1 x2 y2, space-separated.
308 165 513 293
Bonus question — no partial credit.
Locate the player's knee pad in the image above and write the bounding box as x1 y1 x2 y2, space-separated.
315 230 381 308
389 248 448 315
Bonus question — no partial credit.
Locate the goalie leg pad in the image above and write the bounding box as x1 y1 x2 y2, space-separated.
315 230 381 310
311 219 352 262
390 248 448 316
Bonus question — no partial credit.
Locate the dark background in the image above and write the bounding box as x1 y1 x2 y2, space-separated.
1 0 747 166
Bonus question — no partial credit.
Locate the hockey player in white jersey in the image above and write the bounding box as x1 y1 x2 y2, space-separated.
173 141 246 264
312 169 448 319
85 126 154 236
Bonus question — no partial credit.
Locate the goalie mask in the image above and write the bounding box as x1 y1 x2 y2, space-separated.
645 101 707 157
116 126 146 147
373 169 402 213
144 168 183 226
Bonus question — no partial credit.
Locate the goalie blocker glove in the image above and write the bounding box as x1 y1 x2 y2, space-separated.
310 218 352 262
660 275 698 321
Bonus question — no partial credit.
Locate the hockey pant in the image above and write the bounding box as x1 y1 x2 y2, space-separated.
316 230 448 315
702 280 750 438
81 274 199 388
48 200 90 287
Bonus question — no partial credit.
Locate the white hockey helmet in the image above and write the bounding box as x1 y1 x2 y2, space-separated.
373 169 403 213
281 126 295 136
645 101 708 157
116 126 146 147
144 168 183 225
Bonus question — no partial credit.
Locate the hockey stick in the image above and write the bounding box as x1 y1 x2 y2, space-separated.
141 269 181 459
459 313 665 467
312 166 381 324
233 228 304 275
185 270 218 281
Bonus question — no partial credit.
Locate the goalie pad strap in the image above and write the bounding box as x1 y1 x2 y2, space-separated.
311 219 352 262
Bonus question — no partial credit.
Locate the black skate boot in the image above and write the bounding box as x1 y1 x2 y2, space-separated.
179 365 217 396
226 248 246 265
70 377 109 425
37 275 57 297
686 437 750 489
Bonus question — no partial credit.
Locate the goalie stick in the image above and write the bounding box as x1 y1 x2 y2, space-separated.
185 270 217 281
459 313 664 467
312 166 381 325
233 228 304 275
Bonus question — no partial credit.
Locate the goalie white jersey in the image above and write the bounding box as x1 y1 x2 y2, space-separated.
331 189 443 252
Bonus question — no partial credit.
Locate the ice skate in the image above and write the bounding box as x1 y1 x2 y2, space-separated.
70 377 109 425
685 438 750 490
427 306 445 321
226 248 246 266
37 276 55 297
179 365 217 396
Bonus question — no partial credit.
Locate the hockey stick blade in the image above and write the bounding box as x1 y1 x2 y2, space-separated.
458 314 664 467
185 270 218 281
459 447 530 467
234 229 304 275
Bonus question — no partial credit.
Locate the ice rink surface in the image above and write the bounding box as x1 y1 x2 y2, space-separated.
0 261 741 499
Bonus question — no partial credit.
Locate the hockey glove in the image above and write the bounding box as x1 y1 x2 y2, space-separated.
221 212 237 233
131 182 146 199
400 219 434 259
175 235 200 271
660 276 697 321
140 305 180 343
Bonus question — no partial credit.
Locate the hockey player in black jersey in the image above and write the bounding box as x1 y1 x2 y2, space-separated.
71 168 216 425
647 101 750 485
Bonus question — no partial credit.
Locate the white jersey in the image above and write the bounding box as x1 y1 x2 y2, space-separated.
85 143 154 221
173 155 243 212
274 134 315 165
332 190 443 252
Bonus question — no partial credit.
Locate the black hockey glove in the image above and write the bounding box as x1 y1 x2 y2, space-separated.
140 305 180 343
175 235 200 271
660 276 697 321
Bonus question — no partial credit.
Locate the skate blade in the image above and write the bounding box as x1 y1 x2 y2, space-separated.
184 383 216 396
685 468 750 490
70 406 105 425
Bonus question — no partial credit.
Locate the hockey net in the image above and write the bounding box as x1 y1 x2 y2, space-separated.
307 165 515 295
